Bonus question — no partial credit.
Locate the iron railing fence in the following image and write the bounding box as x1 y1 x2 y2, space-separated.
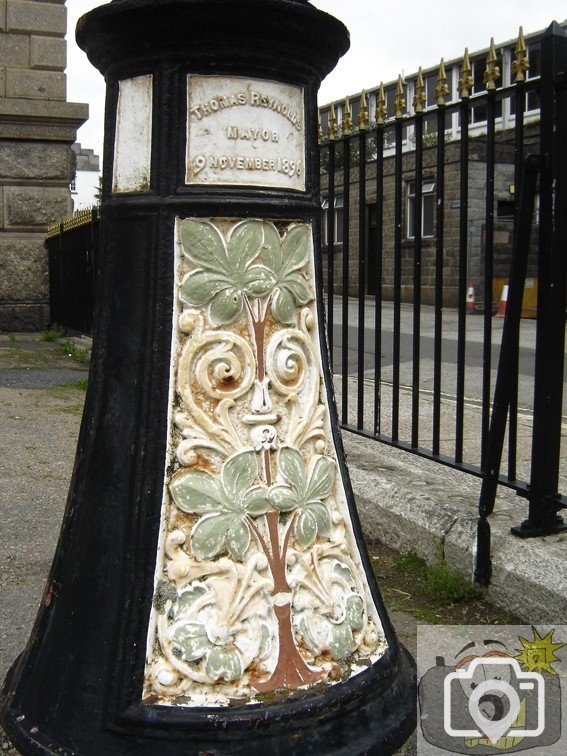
319 23 567 581
46 208 100 337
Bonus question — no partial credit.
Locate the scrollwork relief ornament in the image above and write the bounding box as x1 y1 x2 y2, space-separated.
144 218 387 706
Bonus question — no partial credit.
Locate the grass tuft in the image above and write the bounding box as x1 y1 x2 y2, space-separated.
57 378 88 391
42 330 60 342
59 340 91 364
395 548 477 607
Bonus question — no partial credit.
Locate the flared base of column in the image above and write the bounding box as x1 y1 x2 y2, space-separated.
2 647 415 755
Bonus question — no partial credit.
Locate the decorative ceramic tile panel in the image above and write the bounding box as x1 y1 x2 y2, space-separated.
144 218 386 706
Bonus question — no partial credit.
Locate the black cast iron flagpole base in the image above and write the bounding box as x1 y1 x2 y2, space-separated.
1 1 416 753
3 646 415 754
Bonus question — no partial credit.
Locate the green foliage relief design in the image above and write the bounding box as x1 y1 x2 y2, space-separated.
145 219 382 702
180 219 312 326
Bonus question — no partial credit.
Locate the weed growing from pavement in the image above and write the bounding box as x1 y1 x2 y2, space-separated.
370 543 519 624
42 328 64 342
394 548 477 606
57 378 89 391
59 340 91 364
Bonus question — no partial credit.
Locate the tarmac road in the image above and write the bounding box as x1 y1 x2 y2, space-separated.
327 299 564 414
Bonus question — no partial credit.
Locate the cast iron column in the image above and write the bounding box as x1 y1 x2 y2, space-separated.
1 1 416 752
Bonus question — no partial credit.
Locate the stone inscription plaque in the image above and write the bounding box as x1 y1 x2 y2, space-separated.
186 76 306 191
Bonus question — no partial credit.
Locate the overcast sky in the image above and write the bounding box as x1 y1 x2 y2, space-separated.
68 0 567 159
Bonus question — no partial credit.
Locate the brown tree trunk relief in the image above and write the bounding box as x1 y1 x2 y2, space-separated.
247 511 323 691
245 295 323 692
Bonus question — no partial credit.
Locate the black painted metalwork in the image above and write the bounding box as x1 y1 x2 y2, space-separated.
412 111 423 449
373 125 385 436
326 139 336 370
514 22 567 539
341 138 351 426
46 210 100 336
357 130 367 429
2 1 416 754
392 119 404 444
319 22 566 585
432 104 446 456
475 154 541 584
481 90 496 470
455 97 469 465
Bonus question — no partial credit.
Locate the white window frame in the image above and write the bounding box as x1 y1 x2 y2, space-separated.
322 195 344 245
407 180 435 239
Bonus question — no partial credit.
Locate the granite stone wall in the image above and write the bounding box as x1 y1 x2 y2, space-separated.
320 138 523 308
0 0 87 331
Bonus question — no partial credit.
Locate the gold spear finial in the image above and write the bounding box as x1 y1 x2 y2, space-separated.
317 109 323 142
342 97 353 136
413 67 426 113
512 26 530 83
394 75 406 119
328 102 337 141
375 82 386 126
458 48 474 99
435 58 450 105
358 90 370 130
484 38 501 91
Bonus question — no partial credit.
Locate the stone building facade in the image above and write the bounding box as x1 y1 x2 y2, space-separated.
319 24 551 308
0 0 87 330
71 142 100 210
320 138 528 308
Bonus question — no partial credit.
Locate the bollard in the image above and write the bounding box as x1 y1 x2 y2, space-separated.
1 1 416 752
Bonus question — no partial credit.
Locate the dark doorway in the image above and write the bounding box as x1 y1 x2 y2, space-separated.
367 204 378 296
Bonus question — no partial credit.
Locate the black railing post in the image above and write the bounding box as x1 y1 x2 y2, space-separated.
432 98 446 456
455 92 470 464
475 155 541 584
373 121 384 436
357 124 367 429
392 91 405 444
481 73 497 470
327 139 336 366
513 22 567 537
412 98 423 449
341 135 351 424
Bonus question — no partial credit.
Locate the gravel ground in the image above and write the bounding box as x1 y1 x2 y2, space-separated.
0 338 89 754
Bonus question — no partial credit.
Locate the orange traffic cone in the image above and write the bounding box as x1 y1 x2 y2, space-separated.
495 284 509 318
466 280 475 313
